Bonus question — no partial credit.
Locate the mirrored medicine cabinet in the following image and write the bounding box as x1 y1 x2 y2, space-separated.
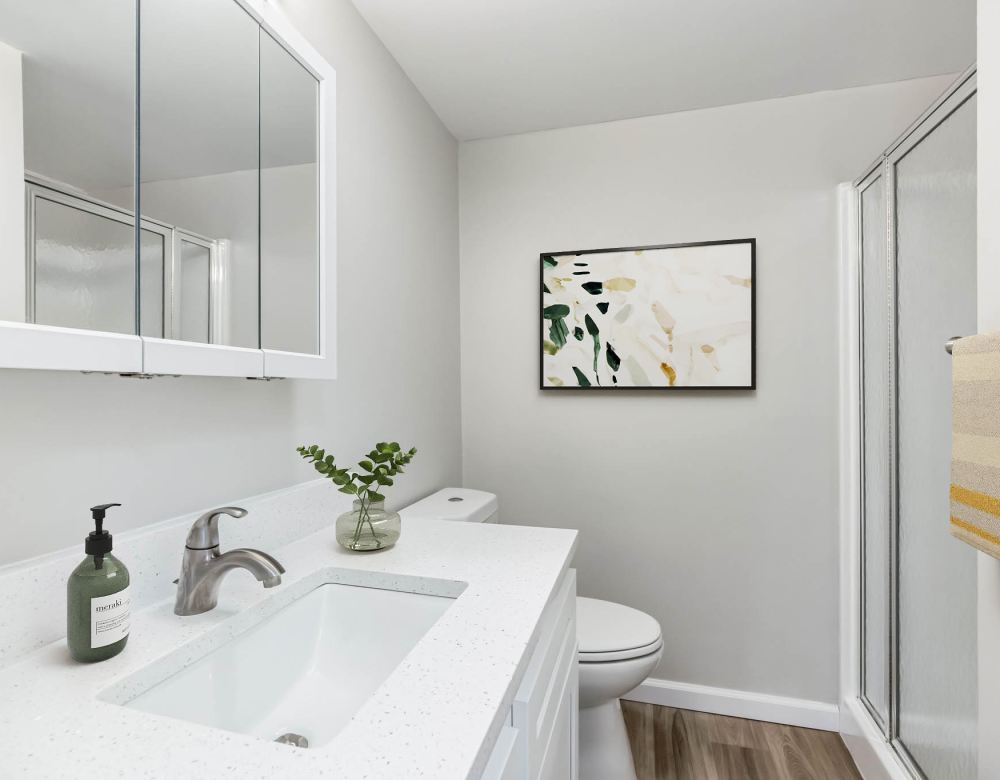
0 0 335 378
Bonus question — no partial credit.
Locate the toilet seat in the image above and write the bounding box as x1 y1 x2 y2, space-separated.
578 637 663 663
577 597 663 663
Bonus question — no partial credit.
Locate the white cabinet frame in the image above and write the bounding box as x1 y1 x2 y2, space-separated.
252 0 336 381
252 0 337 379
0 0 336 381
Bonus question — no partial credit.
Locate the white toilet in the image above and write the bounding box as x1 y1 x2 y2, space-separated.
401 489 663 780
576 597 662 780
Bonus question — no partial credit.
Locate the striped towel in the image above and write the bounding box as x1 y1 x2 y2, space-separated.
951 332 1000 559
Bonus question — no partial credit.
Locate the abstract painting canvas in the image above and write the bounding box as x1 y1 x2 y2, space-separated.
540 239 755 389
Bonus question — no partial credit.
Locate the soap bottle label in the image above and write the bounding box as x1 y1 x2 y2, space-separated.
91 587 131 648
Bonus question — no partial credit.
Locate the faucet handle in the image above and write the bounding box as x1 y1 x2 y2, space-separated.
185 506 248 550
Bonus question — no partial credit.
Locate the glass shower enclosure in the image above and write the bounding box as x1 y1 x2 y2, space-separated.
855 68 977 778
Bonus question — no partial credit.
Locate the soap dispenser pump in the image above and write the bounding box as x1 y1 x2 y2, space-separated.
67 503 131 662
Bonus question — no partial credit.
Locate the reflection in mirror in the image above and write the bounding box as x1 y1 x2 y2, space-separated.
176 235 212 344
140 227 166 338
138 0 259 348
0 0 136 333
261 30 320 355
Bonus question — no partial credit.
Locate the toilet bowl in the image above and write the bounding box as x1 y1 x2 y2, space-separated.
577 597 662 780
400 490 662 780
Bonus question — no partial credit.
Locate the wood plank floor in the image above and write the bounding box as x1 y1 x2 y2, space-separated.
621 701 862 780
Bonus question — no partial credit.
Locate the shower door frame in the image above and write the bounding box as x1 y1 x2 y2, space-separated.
842 65 977 780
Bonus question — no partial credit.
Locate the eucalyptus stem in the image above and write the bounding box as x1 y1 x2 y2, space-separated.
352 493 383 549
296 441 417 550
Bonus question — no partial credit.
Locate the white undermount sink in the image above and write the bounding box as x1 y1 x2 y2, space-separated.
121 583 455 749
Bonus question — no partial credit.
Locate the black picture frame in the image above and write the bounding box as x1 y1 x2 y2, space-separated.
539 238 756 391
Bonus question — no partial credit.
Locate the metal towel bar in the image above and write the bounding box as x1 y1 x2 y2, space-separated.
945 336 965 355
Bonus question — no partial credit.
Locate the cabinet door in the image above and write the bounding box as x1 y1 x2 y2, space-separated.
536 653 578 780
512 569 578 779
481 725 521 780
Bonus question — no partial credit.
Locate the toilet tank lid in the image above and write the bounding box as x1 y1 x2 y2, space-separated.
399 488 498 523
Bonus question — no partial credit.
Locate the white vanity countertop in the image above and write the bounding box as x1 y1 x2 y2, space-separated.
0 518 577 779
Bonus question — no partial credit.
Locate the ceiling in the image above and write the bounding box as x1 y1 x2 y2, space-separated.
350 0 976 140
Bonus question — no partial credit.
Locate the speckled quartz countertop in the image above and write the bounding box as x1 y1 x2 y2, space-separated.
0 518 577 779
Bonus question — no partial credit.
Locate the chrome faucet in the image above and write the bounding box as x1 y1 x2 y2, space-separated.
174 506 285 616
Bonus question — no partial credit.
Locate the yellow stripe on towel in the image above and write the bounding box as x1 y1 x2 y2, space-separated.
951 332 1000 560
950 483 1000 517
951 515 1000 549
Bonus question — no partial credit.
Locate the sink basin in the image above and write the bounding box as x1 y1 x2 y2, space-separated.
121 583 455 749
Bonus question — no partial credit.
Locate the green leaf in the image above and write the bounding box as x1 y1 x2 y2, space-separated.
606 342 621 372
358 475 376 485
359 460 374 472
572 367 592 387
377 476 394 486
389 442 400 452
542 255 557 268
338 484 357 495
582 281 603 295
315 462 331 474
332 473 348 485
542 303 570 320
324 454 335 465
585 313 601 383
549 317 568 348
314 449 325 461
369 492 386 502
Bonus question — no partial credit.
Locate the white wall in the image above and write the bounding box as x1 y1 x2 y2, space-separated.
261 163 319 355
0 42 23 323
97 163 318 352
459 76 954 704
978 2 1000 777
0 0 461 566
134 169 261 350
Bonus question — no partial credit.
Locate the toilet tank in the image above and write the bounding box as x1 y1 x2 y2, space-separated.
399 488 499 523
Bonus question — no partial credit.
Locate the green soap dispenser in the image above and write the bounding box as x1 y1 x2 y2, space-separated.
67 503 131 662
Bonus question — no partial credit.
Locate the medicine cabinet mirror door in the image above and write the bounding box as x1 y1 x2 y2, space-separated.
0 0 334 378
0 0 142 371
139 0 264 376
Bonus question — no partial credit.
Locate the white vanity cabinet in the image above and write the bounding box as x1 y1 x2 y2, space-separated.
481 569 578 780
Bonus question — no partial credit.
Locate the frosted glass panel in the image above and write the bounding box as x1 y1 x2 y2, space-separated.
895 93 977 779
178 240 210 344
140 229 164 339
33 197 135 334
859 174 890 730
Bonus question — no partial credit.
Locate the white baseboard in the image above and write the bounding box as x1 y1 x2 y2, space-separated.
623 677 840 732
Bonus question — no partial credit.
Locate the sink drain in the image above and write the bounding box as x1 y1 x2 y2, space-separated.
274 732 309 748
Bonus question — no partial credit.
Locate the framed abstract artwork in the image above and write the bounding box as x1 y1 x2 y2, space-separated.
540 239 755 390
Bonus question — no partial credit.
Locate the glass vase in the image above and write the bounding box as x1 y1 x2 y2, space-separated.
336 499 400 551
